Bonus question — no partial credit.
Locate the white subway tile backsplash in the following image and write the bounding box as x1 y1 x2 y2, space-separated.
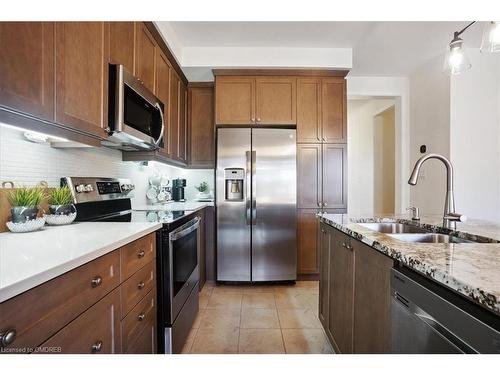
0 125 214 205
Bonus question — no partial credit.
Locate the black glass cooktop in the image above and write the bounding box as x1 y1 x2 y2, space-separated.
131 210 193 224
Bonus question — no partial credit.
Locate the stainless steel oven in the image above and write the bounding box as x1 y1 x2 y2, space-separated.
103 64 165 151
158 215 201 354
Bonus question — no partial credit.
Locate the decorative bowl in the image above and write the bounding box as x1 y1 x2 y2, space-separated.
6 217 46 233
45 212 77 226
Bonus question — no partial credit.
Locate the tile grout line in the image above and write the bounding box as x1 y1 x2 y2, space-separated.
273 292 288 354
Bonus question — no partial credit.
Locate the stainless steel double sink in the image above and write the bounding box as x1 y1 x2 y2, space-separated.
357 222 473 243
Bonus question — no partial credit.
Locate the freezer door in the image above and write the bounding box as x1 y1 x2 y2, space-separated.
252 128 297 281
216 128 252 281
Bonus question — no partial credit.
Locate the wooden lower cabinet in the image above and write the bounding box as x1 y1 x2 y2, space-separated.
0 232 157 354
319 223 393 353
297 209 320 277
40 289 121 354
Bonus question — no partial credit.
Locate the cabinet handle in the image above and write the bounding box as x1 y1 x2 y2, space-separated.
137 250 145 258
251 118 256 122
0 329 17 347
257 118 261 122
137 281 145 290
347 245 353 251
91 276 102 288
138 313 146 321
342 242 346 248
91 340 103 353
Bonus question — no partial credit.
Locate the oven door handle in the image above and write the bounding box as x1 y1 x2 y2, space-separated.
169 216 201 241
154 102 165 149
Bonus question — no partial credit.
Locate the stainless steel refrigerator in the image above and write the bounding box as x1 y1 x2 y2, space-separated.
216 127 297 282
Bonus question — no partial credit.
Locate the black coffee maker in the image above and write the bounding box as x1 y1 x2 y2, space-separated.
172 178 186 202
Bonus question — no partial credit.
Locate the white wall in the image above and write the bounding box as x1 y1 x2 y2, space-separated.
0 125 214 206
450 50 500 221
347 76 410 214
409 56 451 215
347 98 395 215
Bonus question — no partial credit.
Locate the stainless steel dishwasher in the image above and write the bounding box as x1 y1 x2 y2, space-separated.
391 267 500 353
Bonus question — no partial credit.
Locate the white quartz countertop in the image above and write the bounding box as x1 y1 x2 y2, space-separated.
0 222 162 303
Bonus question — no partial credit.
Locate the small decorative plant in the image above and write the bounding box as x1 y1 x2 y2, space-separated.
9 186 46 208
8 186 46 224
49 186 73 206
195 182 209 193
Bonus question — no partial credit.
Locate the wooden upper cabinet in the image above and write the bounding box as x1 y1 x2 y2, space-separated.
188 86 214 168
297 209 320 275
178 82 188 162
0 22 54 122
215 76 255 125
255 77 296 125
55 22 108 138
297 78 321 143
169 71 180 159
135 22 156 93
322 144 347 210
297 144 322 209
109 22 135 73
322 78 346 143
155 49 171 155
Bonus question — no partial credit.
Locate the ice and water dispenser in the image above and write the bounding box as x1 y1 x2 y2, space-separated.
224 168 244 201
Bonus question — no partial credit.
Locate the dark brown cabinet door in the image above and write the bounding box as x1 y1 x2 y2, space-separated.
353 241 393 353
255 77 296 125
321 78 346 143
297 144 322 209
197 209 206 291
215 76 255 124
328 229 354 353
297 78 321 143
0 22 54 122
178 82 187 162
55 22 108 138
318 223 331 339
135 22 156 93
188 86 215 168
169 71 180 159
155 49 171 156
322 144 347 211
297 209 320 275
109 22 135 73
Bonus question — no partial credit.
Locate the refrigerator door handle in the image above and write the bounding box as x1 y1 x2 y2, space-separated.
245 151 252 225
251 151 257 225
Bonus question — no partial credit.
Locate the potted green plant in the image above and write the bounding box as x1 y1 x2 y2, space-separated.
8 186 46 223
194 181 211 200
46 186 77 225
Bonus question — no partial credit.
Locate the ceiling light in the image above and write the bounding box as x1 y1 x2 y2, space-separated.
443 22 475 76
480 21 500 53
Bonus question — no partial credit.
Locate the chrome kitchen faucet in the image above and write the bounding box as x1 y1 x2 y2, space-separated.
408 153 466 230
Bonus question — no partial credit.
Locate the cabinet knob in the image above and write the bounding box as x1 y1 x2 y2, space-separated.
91 276 102 288
0 329 17 347
257 118 261 122
137 281 145 290
342 242 346 248
137 250 145 258
138 313 146 321
251 118 256 122
91 340 103 353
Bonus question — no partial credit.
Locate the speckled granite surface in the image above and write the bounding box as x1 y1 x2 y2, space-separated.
319 214 500 316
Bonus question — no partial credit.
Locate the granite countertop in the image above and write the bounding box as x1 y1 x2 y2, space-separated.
0 222 162 303
319 213 500 316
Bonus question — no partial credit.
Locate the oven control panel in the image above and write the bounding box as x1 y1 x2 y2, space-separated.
62 177 135 204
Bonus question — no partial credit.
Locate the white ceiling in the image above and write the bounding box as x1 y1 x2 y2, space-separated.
157 21 486 80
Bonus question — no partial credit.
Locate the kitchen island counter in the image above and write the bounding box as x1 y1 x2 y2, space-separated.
319 213 500 316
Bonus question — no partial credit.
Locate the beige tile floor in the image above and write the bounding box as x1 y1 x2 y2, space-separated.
181 280 333 354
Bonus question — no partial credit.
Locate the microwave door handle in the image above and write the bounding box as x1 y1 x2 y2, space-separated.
154 102 165 149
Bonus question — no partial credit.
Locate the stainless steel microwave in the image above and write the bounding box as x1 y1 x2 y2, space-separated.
103 64 165 151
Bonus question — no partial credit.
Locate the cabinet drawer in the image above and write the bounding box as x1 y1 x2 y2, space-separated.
126 319 156 354
0 250 120 351
121 289 156 353
120 233 156 281
39 288 121 354
120 261 155 318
